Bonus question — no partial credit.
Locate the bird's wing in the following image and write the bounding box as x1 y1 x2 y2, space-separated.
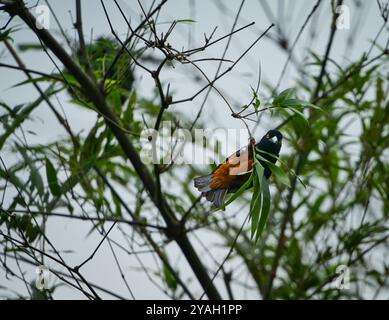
209 146 254 190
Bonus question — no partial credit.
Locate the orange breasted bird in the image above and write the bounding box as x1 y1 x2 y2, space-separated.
194 129 283 208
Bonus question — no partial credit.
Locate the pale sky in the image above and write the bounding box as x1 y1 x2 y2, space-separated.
0 0 387 299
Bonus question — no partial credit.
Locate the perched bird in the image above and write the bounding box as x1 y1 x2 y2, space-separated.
194 130 283 208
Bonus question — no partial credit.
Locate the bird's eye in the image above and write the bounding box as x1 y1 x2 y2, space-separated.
266 135 270 138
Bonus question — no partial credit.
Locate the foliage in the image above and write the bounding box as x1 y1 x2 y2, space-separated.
0 0 388 300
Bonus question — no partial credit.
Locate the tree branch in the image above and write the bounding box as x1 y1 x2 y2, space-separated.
1 0 221 300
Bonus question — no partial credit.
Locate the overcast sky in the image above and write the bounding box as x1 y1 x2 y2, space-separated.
0 0 387 299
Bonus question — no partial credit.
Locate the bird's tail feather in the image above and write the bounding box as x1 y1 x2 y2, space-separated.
205 188 227 209
194 174 212 192
194 174 227 209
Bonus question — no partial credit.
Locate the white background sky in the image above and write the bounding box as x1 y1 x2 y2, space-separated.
0 0 387 299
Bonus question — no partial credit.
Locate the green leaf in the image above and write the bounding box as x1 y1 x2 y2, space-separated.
223 173 254 208
255 152 299 189
272 88 321 123
251 86 261 110
273 88 296 105
255 148 279 162
376 77 384 104
0 27 19 42
302 102 325 113
254 98 261 109
250 163 263 239
17 215 40 243
288 107 308 123
30 167 44 196
45 158 61 196
123 90 136 124
176 19 196 24
12 76 54 88
267 162 290 187
81 124 100 161
18 43 45 52
163 263 178 291
0 85 55 150
282 98 302 107
254 156 291 188
255 173 270 243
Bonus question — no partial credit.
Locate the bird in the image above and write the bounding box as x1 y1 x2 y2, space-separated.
194 129 283 208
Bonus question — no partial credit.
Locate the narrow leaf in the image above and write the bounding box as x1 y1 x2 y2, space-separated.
255 174 270 243
45 158 61 196
223 173 254 208
250 163 264 239
176 19 196 23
